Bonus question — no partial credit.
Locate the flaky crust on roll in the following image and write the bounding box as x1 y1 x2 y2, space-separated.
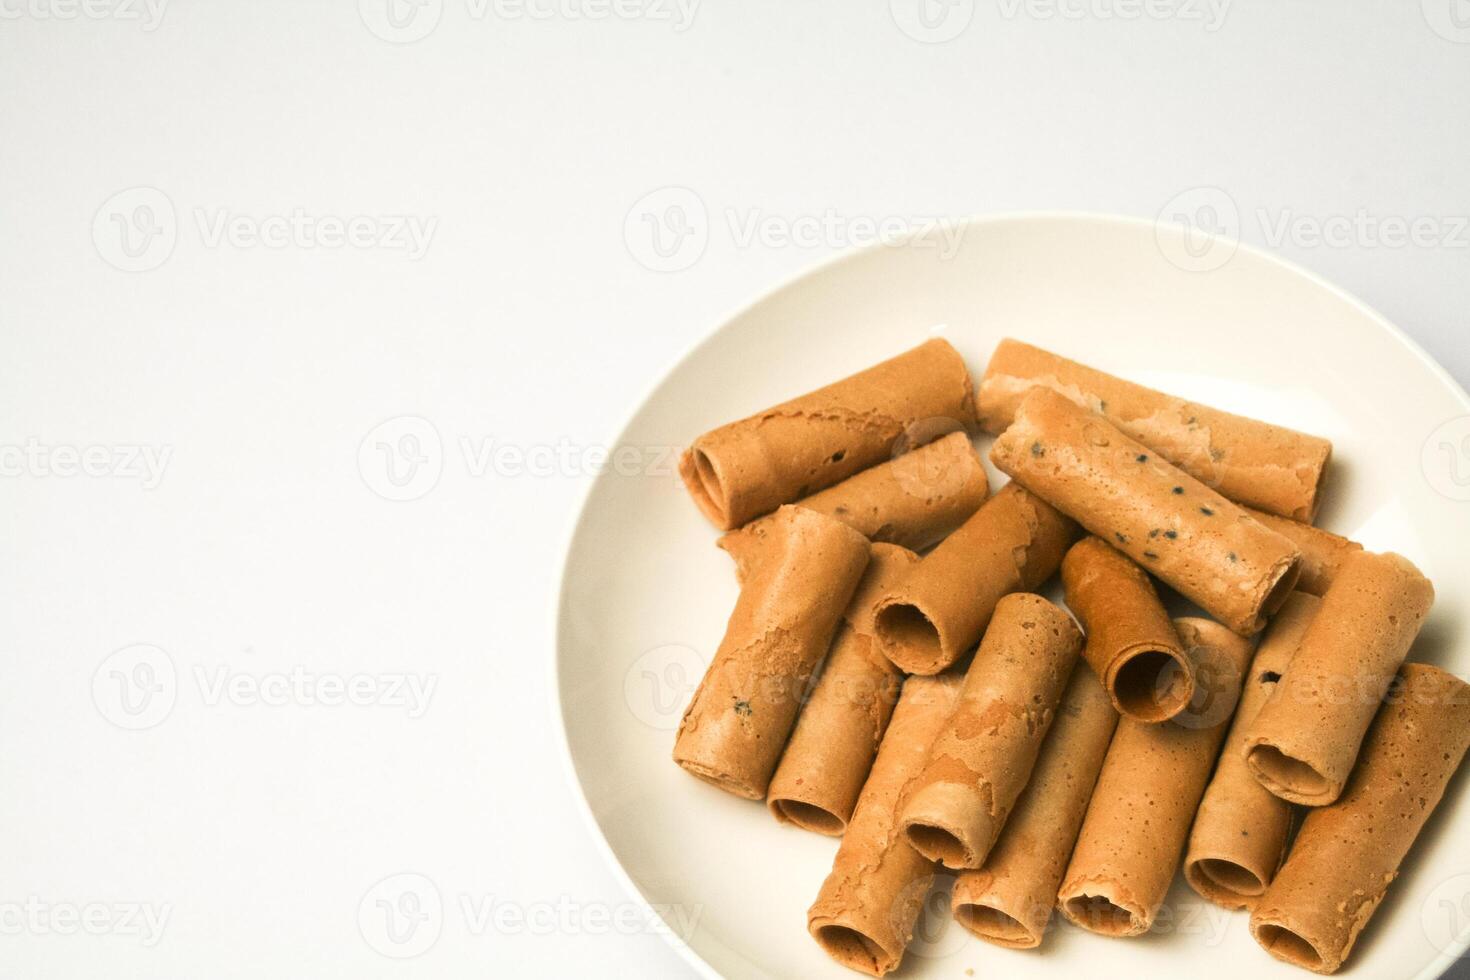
976 338 1332 520
673 507 870 799
991 387 1302 636
1243 507 1363 597
1250 663 1470 974
1061 536 1193 722
1243 550 1434 806
680 338 977 529
872 483 1077 675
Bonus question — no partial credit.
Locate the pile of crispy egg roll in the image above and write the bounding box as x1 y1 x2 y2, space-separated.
670 337 1467 976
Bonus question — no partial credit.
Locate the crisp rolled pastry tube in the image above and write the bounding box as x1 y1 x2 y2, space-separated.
991 387 1302 636
975 338 1332 520
719 431 988 582
1058 618 1254 937
673 507 870 799
1250 663 1470 974
1061 536 1194 722
897 593 1083 870
951 667 1119 948
1184 592 1321 909
680 338 977 529
1244 506 1363 597
1243 550 1434 806
768 543 919 835
872 483 1077 675
808 674 963 977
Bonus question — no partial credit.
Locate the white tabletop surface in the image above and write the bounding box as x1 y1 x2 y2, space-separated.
2 2 1468 977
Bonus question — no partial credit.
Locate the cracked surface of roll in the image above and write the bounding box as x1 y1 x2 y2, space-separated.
1243 550 1434 806
896 593 1083 870
719 431 988 582
1061 536 1194 722
1243 506 1363 597
767 543 919 835
871 482 1077 675
1250 663 1470 974
991 386 1302 636
679 338 977 530
808 674 963 977
1184 592 1320 909
1057 618 1254 937
673 506 870 799
951 666 1119 948
975 338 1332 520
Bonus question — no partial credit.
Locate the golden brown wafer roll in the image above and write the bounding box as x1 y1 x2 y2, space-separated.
897 593 1083 870
768 543 920 835
808 673 963 977
951 667 1119 948
1250 663 1470 974
1061 536 1194 722
1244 507 1363 597
975 338 1332 520
872 483 1078 675
1184 592 1321 909
719 431 988 583
991 387 1302 636
673 507 870 799
680 338 977 530
1243 550 1435 806
1057 618 1254 937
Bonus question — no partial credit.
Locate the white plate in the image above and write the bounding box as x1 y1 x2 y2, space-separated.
554 213 1470 980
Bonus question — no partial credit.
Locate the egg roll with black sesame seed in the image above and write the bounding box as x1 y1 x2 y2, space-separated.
990 387 1302 636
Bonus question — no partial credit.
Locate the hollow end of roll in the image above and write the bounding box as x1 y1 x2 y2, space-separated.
904 822 976 870
953 902 1039 949
811 924 892 977
1245 744 1335 805
686 448 731 526
1110 648 1194 722
873 601 946 674
1061 893 1144 937
769 798 846 836
1260 557 1304 622
1187 857 1266 903
1254 922 1328 973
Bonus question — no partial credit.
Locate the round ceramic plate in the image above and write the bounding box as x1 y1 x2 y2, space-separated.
554 213 1470 980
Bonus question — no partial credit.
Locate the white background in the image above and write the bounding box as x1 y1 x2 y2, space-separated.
2 1 1468 977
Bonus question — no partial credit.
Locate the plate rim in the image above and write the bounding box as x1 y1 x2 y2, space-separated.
550 209 1470 980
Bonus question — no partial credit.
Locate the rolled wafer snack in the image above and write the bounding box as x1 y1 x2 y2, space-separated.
991 387 1302 636
719 431 988 583
975 338 1332 520
768 543 919 835
897 593 1083 870
673 507 870 799
680 338 977 530
1061 536 1194 722
1184 592 1321 909
1243 549 1435 806
1058 618 1254 937
1250 663 1470 974
1244 506 1363 597
872 483 1078 675
951 667 1119 949
808 673 963 977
